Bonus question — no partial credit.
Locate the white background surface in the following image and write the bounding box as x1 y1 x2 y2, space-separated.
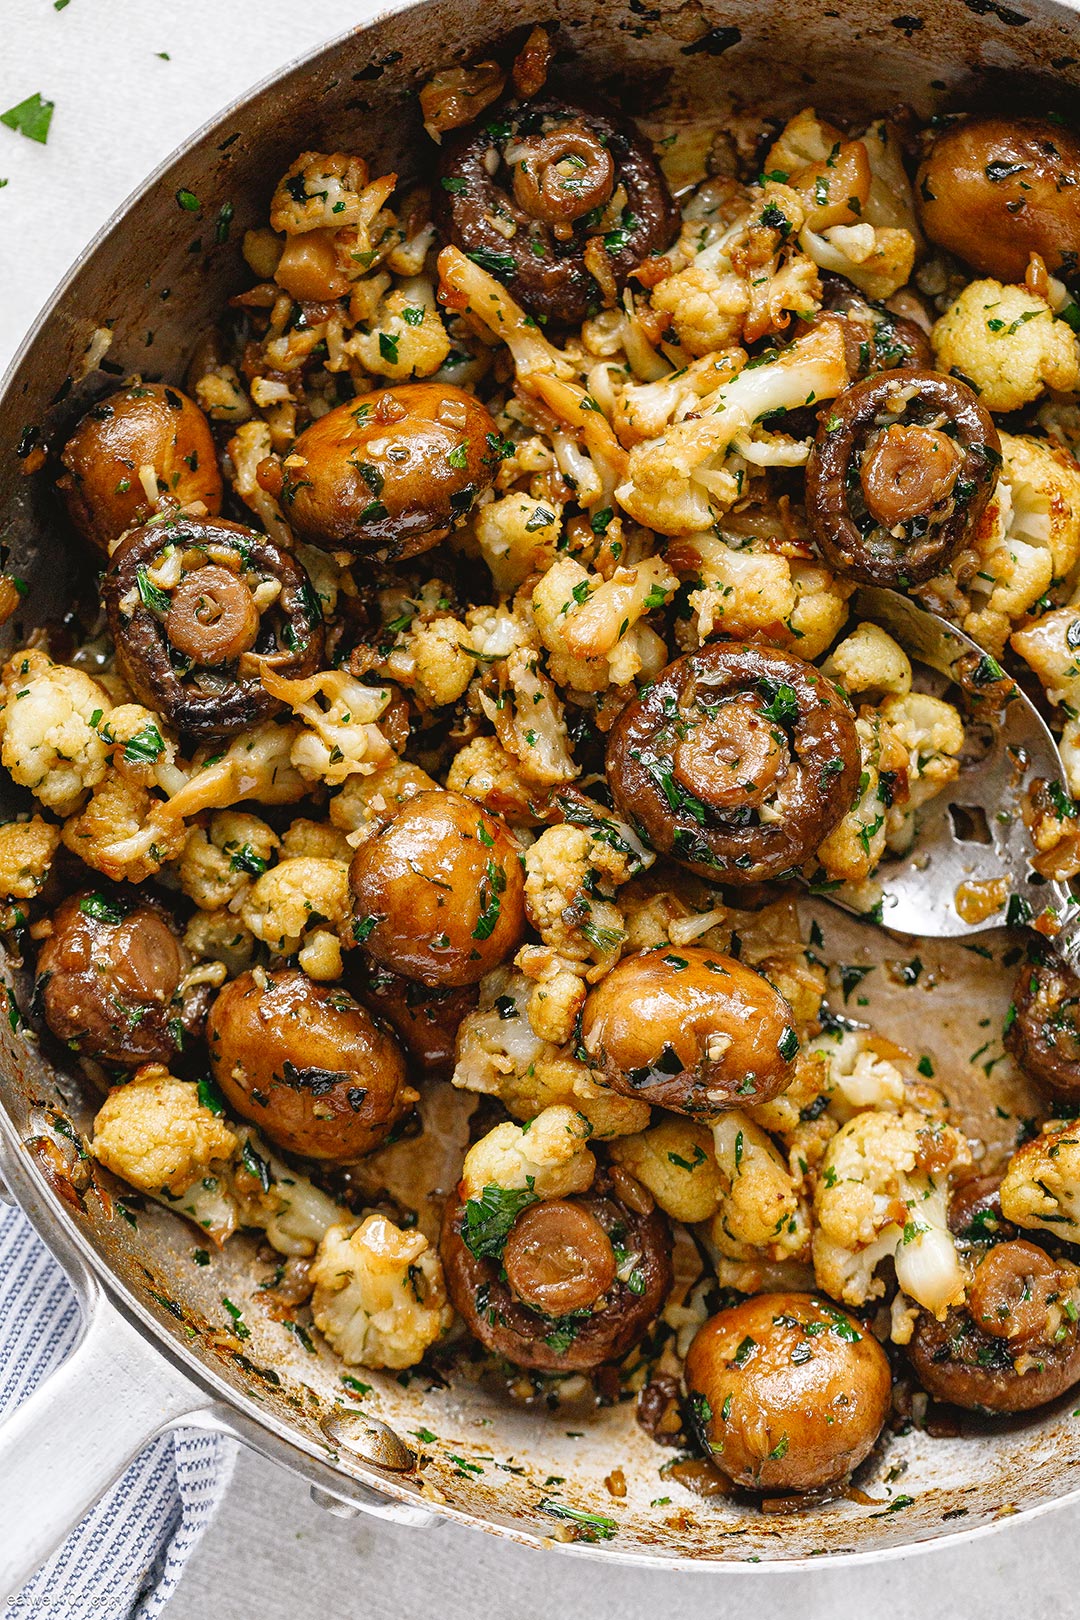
2 1 1079 1613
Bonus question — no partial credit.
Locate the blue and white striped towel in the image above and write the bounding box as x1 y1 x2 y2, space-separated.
0 1203 236 1619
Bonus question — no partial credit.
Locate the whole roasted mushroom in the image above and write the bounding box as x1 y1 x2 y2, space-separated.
684 1293 892 1491
805 369 1001 588
207 967 414 1161
58 383 222 556
579 946 799 1114
351 961 477 1075
907 1240 1080 1412
605 642 861 883
434 96 679 325
1005 954 1080 1103
35 890 210 1070
282 384 499 561
103 515 324 738
440 1169 672 1372
917 117 1080 282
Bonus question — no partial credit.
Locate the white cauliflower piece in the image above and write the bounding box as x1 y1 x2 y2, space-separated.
800 221 915 301
532 554 676 691
270 151 393 236
616 323 847 535
99 703 179 794
480 648 577 790
183 908 256 978
0 650 110 816
61 773 186 883
1000 1122 1080 1239
241 855 351 978
931 280 1080 413
0 815 60 908
960 432 1080 654
708 1112 811 1261
459 1104 595 1201
612 352 745 448
329 758 439 840
91 1067 237 1198
523 822 635 971
261 667 392 786
609 1119 724 1223
350 277 450 380
822 622 912 700
445 735 545 827
879 692 963 839
475 491 563 594
179 810 280 911
812 1108 971 1315
232 1129 357 1257
1012 605 1080 793
309 1216 452 1369
651 262 750 357
805 1028 908 1123
817 711 907 883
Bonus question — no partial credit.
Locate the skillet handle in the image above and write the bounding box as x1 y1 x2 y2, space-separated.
0 1269 213 1602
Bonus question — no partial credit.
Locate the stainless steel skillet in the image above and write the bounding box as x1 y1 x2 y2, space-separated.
4 0 1080 1593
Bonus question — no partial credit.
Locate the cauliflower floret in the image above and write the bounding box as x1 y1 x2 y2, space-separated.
99 702 180 795
445 735 543 826
822 623 912 701
680 533 795 640
232 1129 357 1257
879 692 964 849
707 1112 811 1261
523 823 635 972
787 559 853 661
329 758 438 840
812 1108 971 1315
1011 606 1080 793
179 811 280 911
479 649 577 790
452 968 648 1138
270 151 393 236
806 1029 909 1122
609 1119 723 1223
611 351 745 448
61 773 186 883
960 432 1080 654
0 650 110 816
183 908 256 978
385 613 475 709
514 954 586 1045
92 1067 238 1198
459 1104 595 1201
616 323 847 535
651 261 749 357
532 554 676 692
800 221 915 301
309 1215 452 1369
261 667 392 786
931 280 1080 413
225 419 290 546
817 711 908 883
1000 1121 1080 1239
475 491 564 595
241 855 351 979
0 815 60 910
350 277 451 380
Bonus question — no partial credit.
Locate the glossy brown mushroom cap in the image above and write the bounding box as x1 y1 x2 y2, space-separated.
580 947 798 1114
58 383 222 556
684 1293 891 1491
1005 955 1080 1102
349 790 525 987
207 967 412 1161
284 384 498 560
36 891 209 1070
917 117 1080 281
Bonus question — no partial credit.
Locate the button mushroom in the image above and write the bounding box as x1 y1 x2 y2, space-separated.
35 890 210 1070
907 1240 1080 1412
917 117 1080 282
434 96 679 325
579 946 799 1115
102 515 324 738
605 642 861 883
281 383 499 561
805 369 1001 588
440 1169 673 1371
350 961 477 1076
1005 954 1080 1103
349 789 526 987
58 383 223 556
684 1292 892 1491
206 967 414 1161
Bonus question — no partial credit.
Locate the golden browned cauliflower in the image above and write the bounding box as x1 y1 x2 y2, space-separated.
240 855 351 979
532 555 675 692
706 1111 811 1263
523 823 638 973
0 650 110 816
609 1118 724 1223
309 1215 452 1369
0 815 61 913
931 280 1080 413
91 1067 238 1197
459 1104 596 1201
812 1108 970 1315
475 491 563 595
61 773 186 883
350 277 451 380
179 811 280 911
1000 1122 1080 1239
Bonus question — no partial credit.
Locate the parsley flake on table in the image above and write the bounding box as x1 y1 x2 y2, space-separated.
1 94 55 145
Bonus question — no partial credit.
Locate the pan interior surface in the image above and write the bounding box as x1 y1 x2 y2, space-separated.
2 0 1080 1565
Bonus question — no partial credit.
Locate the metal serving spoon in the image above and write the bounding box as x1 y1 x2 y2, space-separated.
827 585 1080 969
